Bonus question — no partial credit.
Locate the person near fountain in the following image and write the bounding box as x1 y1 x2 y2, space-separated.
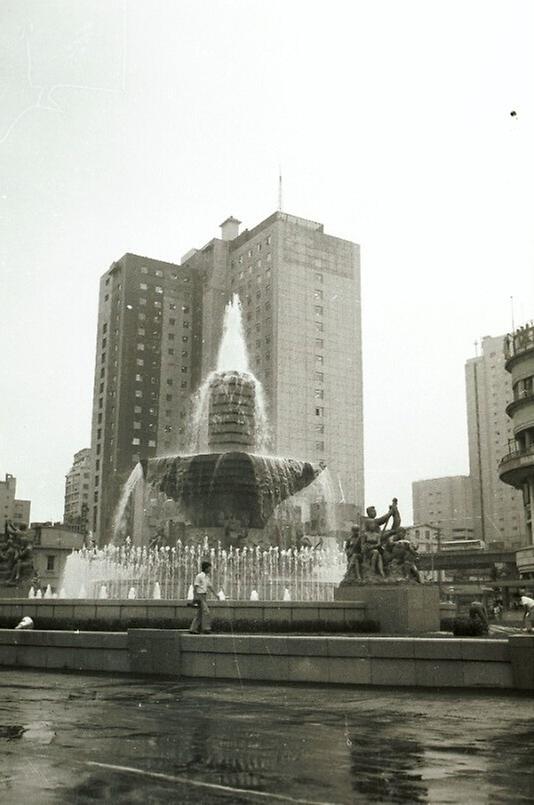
189 560 217 634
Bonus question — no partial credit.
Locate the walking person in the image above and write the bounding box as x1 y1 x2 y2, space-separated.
189 560 217 634
519 591 534 633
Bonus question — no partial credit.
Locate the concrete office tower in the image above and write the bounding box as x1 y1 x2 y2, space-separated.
499 321 534 553
412 475 474 543
63 449 92 529
0 474 31 532
90 254 202 543
182 211 364 519
465 334 526 549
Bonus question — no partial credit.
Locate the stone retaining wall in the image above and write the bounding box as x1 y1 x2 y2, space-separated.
0 628 531 690
0 599 369 630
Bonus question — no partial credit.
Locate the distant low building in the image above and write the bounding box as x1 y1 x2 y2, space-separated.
0 474 31 532
412 475 474 543
30 524 84 593
405 523 440 582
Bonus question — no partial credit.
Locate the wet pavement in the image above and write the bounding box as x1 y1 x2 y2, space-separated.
0 671 533 804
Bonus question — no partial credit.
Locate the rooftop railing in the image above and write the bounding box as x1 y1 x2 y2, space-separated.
504 322 534 361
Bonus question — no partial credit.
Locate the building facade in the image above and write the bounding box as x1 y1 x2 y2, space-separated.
0 474 31 533
31 525 85 592
90 212 364 543
466 334 526 549
63 449 92 530
499 321 534 575
412 475 474 543
90 253 202 543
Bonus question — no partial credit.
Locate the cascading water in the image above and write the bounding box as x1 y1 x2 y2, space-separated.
59 539 346 602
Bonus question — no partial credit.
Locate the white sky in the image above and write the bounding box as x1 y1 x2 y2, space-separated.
1 0 533 524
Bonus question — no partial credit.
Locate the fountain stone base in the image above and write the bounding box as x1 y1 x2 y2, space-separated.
334 583 440 634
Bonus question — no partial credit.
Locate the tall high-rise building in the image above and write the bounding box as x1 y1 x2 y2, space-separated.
0 474 31 532
465 334 526 549
90 212 364 543
63 449 92 530
412 475 474 542
90 254 202 542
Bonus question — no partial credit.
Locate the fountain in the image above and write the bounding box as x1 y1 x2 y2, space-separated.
116 294 326 546
60 294 343 600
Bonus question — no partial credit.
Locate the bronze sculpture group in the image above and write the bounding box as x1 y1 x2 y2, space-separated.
341 498 421 585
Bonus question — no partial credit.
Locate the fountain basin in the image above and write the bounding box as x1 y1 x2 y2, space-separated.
143 453 324 529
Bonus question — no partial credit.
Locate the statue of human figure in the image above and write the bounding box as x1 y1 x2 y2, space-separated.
342 525 363 583
361 505 391 577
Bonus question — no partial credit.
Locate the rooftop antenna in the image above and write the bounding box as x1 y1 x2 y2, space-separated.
510 295 515 332
278 165 283 212
474 339 479 357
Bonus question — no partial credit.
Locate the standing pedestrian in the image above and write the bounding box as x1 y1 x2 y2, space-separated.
519 591 534 633
189 560 217 634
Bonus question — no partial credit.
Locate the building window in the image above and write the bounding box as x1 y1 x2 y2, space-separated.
315 372 324 382
140 266 148 274
315 322 323 333
181 366 188 373
46 555 55 571
133 421 141 430
168 348 175 356
155 286 163 294
132 437 140 445
139 298 147 306
315 389 324 399
315 407 324 416
137 327 145 336
169 303 176 311
138 312 146 321
148 440 156 448
315 354 324 364
136 358 144 367
315 423 324 433
314 305 323 316
134 405 142 413
140 282 148 290
314 289 323 301
154 300 162 309
315 338 324 349
315 441 325 451
166 394 173 402
137 343 144 351
135 390 143 398
315 272 323 283
155 270 163 277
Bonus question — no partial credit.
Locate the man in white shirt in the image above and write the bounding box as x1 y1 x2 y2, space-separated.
519 592 534 633
190 560 217 634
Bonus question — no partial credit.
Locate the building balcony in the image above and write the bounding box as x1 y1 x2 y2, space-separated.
499 444 534 487
505 392 534 418
504 322 534 370
516 545 534 577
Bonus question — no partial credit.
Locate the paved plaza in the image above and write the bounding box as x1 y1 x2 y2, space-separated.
0 671 533 803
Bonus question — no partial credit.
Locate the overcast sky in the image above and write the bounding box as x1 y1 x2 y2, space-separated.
1 0 533 524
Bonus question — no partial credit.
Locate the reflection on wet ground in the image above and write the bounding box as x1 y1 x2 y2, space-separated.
0 671 533 803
